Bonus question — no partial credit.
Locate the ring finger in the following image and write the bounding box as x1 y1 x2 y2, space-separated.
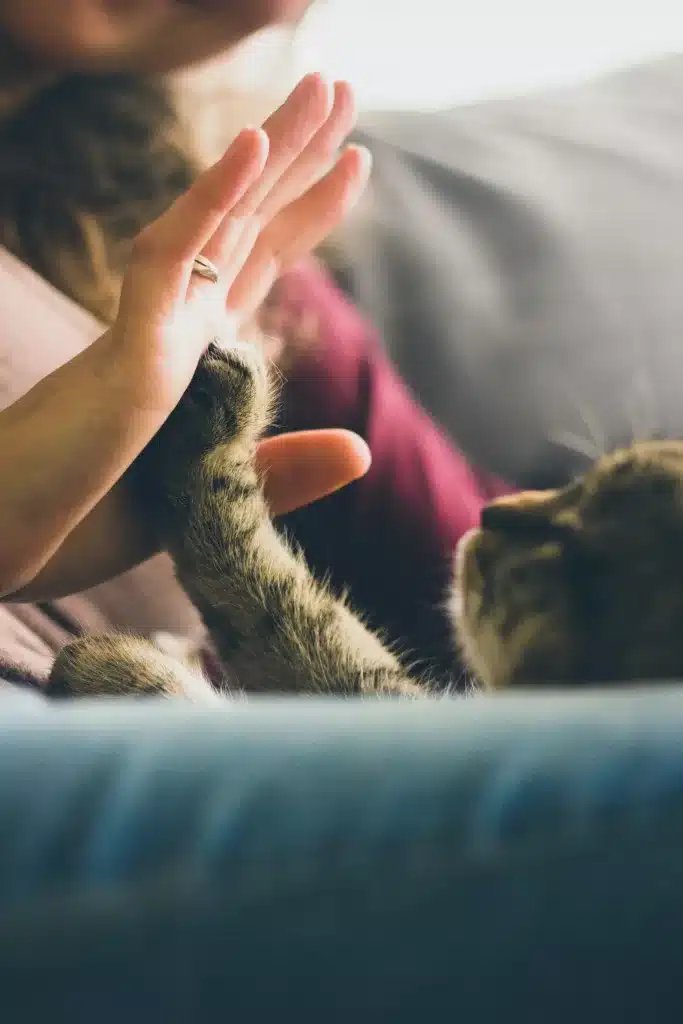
186 215 261 305
228 144 372 315
254 80 357 225
232 73 335 219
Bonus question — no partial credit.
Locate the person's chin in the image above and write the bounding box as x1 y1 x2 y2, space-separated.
0 5 226 76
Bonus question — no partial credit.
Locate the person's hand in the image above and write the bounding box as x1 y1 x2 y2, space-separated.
109 70 373 511
107 70 374 516
225 74 365 317
105 73 371 415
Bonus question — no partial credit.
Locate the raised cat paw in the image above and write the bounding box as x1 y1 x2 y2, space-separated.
135 339 271 529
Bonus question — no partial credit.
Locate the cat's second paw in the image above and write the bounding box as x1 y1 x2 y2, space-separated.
47 635 222 702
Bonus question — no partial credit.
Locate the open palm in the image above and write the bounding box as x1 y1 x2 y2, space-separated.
113 74 371 418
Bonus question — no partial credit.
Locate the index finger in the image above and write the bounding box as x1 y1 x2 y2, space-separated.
147 129 269 256
124 128 269 308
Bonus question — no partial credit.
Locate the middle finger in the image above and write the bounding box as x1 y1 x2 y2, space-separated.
232 73 334 219
255 80 357 225
227 144 371 316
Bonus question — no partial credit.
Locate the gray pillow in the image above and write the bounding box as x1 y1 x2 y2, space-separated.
337 54 683 487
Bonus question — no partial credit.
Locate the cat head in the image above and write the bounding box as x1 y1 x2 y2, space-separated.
452 441 683 689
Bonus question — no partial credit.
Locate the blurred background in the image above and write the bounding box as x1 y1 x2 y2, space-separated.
176 1 683 157
228 0 683 109
283 0 683 110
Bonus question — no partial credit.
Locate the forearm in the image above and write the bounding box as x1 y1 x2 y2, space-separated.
6 477 156 601
0 332 168 597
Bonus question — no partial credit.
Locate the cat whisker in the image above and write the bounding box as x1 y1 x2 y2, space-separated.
625 367 660 444
574 397 608 457
267 357 287 389
554 382 608 459
549 428 602 461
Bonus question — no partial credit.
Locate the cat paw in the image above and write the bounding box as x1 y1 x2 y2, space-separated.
47 635 222 702
136 340 271 513
174 340 270 458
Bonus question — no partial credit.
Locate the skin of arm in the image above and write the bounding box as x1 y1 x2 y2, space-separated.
0 327 176 598
0 250 155 599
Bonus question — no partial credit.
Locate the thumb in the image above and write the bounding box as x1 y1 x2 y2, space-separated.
257 429 371 517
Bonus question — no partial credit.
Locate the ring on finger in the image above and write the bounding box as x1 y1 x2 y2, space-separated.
192 254 220 284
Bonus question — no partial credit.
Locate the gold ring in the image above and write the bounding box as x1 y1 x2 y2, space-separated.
192 254 219 284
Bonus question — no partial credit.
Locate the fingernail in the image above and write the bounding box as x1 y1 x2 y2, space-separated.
232 127 268 153
300 72 327 90
350 143 373 169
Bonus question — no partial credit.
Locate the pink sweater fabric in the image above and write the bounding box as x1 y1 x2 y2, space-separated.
275 264 512 678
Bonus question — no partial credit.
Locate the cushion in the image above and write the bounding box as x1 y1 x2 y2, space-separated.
338 54 683 487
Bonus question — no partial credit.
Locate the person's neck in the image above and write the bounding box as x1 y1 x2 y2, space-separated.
0 30 56 119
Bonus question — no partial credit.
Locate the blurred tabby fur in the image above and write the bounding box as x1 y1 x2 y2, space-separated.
0 73 196 324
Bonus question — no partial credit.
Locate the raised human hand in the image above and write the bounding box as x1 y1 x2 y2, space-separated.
0 75 373 599
109 73 370 416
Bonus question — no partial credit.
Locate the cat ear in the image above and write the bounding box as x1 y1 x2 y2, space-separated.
481 489 559 530
485 489 559 513
482 482 585 532
481 491 581 542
